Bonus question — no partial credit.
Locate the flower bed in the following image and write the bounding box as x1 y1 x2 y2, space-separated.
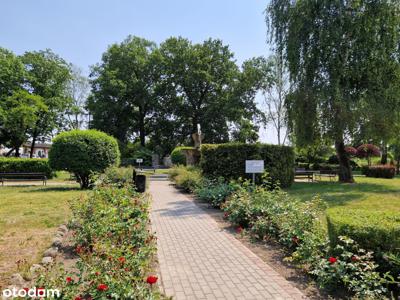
36 184 163 299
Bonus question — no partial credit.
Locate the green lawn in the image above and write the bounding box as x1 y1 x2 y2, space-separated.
0 182 85 287
286 176 400 213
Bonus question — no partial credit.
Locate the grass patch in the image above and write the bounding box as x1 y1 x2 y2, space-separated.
0 182 85 287
286 176 400 212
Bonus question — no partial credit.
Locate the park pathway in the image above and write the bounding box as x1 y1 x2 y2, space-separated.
149 181 306 300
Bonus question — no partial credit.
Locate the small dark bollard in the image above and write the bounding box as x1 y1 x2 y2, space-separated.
134 174 146 193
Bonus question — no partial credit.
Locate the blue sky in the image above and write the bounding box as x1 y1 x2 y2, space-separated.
0 0 277 143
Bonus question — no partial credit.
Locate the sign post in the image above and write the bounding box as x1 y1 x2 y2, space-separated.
245 160 265 184
136 158 143 169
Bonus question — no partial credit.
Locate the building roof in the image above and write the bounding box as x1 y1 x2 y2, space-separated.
22 143 52 149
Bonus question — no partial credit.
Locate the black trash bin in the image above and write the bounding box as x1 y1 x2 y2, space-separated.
134 174 146 193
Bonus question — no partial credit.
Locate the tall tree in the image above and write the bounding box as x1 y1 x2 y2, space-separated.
158 37 269 144
65 66 90 130
88 36 162 146
0 48 26 147
21 49 72 157
0 90 46 157
267 0 400 182
262 55 289 145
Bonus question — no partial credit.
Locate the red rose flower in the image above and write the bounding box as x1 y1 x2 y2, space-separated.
95 272 100 276
75 245 83 254
146 275 158 285
236 226 243 234
328 257 337 264
66 277 73 283
118 257 125 264
97 284 108 291
75 297 83 300
351 255 358 262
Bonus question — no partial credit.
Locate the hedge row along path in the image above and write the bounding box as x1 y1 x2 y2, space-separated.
149 181 306 300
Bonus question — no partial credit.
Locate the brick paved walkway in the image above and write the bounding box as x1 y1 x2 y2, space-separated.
149 181 306 300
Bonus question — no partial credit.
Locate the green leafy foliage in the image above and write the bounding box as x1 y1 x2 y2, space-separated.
223 182 326 248
36 185 163 299
21 50 72 156
99 167 133 187
222 180 386 296
49 130 120 189
195 178 239 208
310 236 386 297
327 208 400 255
169 165 202 193
0 157 53 178
88 36 161 146
170 146 194 165
267 0 400 182
200 143 295 188
120 142 153 166
0 90 47 155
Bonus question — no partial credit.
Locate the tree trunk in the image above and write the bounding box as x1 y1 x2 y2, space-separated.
77 173 90 189
335 139 354 183
397 159 400 175
277 126 281 145
30 133 37 158
5 148 14 157
381 143 388 165
139 108 145 147
15 147 20 157
139 119 145 147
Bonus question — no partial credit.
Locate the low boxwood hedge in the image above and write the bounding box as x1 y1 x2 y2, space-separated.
327 208 400 254
0 157 53 178
200 143 295 188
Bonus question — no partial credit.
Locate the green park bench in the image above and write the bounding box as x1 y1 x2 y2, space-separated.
0 172 47 186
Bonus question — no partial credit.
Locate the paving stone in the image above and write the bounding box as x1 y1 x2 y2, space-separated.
9 273 25 286
43 247 58 258
41 256 53 265
149 181 306 300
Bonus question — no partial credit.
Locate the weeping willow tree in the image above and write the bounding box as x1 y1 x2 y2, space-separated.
267 0 400 182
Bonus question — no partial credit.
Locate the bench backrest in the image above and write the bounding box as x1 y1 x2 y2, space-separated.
0 173 46 179
319 170 337 175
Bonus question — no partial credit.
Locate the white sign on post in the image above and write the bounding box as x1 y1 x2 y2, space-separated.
136 158 143 163
245 160 264 184
245 160 264 174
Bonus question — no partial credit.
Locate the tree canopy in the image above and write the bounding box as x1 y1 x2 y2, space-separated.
267 0 400 182
88 36 271 154
0 47 72 157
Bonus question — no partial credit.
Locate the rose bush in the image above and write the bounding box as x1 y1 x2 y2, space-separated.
36 184 164 299
195 177 239 208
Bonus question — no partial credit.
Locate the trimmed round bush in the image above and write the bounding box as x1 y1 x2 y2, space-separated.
327 208 400 254
49 130 120 189
171 146 194 165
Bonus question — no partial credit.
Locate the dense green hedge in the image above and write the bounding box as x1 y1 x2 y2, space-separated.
200 143 295 188
361 165 396 178
171 146 194 165
327 208 400 253
0 158 53 178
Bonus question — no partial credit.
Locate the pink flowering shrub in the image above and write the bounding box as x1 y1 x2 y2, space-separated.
356 144 381 166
